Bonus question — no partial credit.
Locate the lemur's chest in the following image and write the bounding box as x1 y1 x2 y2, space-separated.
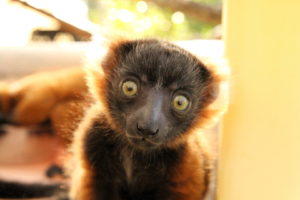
119 149 170 188
85 125 185 198
121 150 134 185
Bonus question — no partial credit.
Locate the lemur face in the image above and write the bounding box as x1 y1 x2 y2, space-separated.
102 39 216 149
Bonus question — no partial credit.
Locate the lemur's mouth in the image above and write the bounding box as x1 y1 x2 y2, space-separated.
125 134 161 148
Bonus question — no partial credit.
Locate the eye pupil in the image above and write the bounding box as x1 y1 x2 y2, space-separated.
177 100 183 106
127 87 133 91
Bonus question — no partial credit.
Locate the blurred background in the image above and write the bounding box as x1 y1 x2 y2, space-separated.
1 0 300 200
0 0 222 46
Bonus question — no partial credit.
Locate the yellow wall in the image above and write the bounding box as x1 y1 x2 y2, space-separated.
218 1 300 200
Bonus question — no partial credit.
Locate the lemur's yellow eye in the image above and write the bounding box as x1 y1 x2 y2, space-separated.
122 81 138 96
172 95 189 111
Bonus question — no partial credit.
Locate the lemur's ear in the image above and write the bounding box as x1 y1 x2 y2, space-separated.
100 39 138 74
197 62 211 83
116 40 138 58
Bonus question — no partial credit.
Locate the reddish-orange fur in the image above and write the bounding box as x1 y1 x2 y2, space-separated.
0 67 89 144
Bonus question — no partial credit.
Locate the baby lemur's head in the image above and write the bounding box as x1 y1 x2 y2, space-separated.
90 39 219 150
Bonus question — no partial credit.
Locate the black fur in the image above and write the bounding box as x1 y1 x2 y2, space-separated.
85 119 185 200
81 39 215 199
0 180 61 198
0 112 11 126
0 126 6 136
46 164 64 178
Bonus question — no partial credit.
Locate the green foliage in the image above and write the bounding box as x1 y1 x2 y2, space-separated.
88 0 220 40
